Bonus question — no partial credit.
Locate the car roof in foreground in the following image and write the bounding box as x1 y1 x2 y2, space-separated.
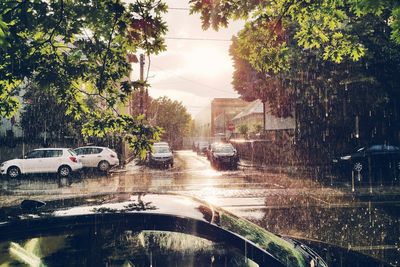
0 193 316 267
75 146 108 149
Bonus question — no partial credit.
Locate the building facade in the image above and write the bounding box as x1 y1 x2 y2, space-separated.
211 98 248 136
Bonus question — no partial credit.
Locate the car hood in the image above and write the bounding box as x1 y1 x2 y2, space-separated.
1 158 21 166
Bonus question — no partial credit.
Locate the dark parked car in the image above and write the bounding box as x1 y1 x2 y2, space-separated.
209 143 239 170
333 145 400 182
0 193 328 267
196 141 209 155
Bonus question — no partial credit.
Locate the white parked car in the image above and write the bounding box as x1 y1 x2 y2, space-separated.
149 145 174 168
74 146 119 172
0 148 82 178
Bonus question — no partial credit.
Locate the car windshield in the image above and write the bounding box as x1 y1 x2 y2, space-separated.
214 145 235 153
0 0 399 266
153 146 170 153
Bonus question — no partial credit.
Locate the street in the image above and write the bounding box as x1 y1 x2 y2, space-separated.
0 150 399 265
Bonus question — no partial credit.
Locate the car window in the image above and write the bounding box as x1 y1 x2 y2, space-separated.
154 146 171 153
214 145 235 153
44 150 63 158
74 148 83 155
79 148 92 155
366 145 383 152
91 148 103 154
384 145 400 151
68 149 77 156
0 229 260 267
25 150 45 159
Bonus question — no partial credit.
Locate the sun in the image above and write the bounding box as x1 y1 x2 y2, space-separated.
183 45 233 77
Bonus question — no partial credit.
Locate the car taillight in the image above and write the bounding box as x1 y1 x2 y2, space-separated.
110 154 116 158
69 157 77 163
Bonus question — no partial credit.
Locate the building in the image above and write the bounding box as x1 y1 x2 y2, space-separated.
211 98 248 136
232 100 295 139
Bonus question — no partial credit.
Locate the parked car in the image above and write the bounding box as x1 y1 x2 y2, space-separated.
209 143 239 170
332 144 400 180
0 193 330 267
149 145 174 168
0 148 82 178
74 146 119 172
196 141 209 155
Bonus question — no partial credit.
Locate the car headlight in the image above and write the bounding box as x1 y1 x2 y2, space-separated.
0 163 4 167
340 155 351 160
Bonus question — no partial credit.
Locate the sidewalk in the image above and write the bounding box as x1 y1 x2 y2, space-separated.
238 159 400 199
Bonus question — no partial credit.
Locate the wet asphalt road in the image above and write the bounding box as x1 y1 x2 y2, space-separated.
0 150 399 265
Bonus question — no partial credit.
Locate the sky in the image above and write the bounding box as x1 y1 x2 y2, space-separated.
132 0 244 118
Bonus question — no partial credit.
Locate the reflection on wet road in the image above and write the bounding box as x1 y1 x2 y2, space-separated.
0 150 399 265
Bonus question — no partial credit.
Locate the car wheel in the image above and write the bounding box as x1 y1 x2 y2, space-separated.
58 165 71 178
7 166 20 178
353 162 363 173
98 161 110 172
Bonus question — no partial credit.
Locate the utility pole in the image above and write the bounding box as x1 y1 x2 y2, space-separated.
262 101 266 135
139 53 145 115
223 110 226 137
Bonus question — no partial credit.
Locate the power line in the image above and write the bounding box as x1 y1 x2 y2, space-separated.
165 37 231 42
168 7 190 11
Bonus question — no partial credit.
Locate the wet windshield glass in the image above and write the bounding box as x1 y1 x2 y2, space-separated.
0 230 259 267
153 146 170 154
0 0 399 266
214 145 235 153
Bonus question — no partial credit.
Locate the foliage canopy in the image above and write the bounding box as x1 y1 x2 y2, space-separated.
0 0 168 157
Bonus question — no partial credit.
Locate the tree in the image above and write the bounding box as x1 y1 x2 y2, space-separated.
147 97 192 149
238 125 249 136
253 124 263 134
190 0 400 64
21 84 78 142
230 36 293 121
221 3 400 163
0 0 168 158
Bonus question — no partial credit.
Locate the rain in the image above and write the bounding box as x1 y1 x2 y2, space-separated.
0 0 399 267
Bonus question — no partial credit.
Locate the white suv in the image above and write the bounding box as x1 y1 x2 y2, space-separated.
0 148 82 178
74 146 119 172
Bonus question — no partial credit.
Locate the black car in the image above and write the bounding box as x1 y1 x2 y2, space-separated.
209 143 239 170
196 141 210 155
0 193 328 267
333 145 400 182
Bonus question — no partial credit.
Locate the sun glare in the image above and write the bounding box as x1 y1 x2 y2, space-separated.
184 46 233 76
